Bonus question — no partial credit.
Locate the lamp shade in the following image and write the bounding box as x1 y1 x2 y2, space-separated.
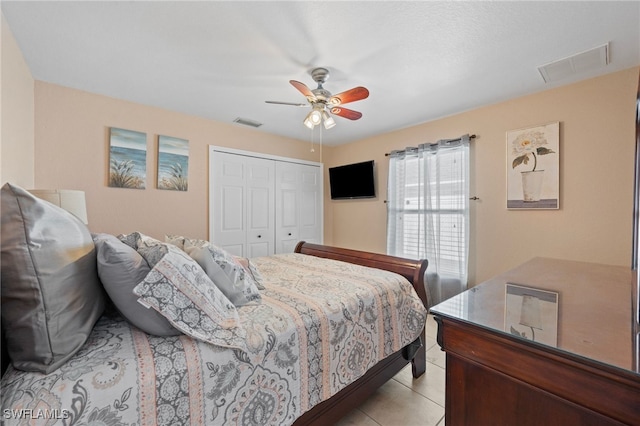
28 189 88 224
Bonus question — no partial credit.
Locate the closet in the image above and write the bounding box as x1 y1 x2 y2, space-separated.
209 146 323 258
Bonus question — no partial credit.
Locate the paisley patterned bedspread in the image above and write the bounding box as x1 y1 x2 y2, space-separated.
1 253 427 426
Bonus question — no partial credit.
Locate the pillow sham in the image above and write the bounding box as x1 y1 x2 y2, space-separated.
118 231 141 250
120 231 170 268
184 246 259 306
0 183 105 373
93 233 179 336
183 239 262 304
165 234 186 250
233 256 265 290
132 243 247 351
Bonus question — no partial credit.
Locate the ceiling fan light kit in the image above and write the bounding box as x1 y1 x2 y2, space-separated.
322 111 336 129
266 67 369 130
304 108 323 129
303 115 314 129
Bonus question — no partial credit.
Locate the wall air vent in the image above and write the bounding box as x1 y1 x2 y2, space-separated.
233 117 263 128
538 43 609 83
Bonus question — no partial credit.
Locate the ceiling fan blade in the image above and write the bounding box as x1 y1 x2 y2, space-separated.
265 101 308 107
290 80 317 102
330 107 363 120
329 86 369 106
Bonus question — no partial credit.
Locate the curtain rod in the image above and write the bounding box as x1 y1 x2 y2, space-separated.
385 134 476 156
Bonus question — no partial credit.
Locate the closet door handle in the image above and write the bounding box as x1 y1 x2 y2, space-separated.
288 233 292 236
257 235 262 238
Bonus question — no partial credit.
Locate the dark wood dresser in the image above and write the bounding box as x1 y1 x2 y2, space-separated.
430 257 640 425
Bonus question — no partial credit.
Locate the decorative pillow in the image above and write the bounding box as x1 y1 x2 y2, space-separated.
234 256 265 290
137 241 169 268
118 231 141 250
0 183 105 373
184 246 258 306
118 232 168 268
184 239 262 304
165 234 186 250
132 245 247 351
93 233 179 336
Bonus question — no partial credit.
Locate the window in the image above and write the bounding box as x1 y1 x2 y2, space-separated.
387 136 470 290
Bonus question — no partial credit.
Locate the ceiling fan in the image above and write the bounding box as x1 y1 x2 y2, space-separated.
266 67 369 130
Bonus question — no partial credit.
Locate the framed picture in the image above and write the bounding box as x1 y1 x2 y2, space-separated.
507 122 559 209
157 135 189 191
108 127 147 189
505 283 559 347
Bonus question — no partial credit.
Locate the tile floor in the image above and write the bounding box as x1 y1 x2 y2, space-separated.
335 315 446 426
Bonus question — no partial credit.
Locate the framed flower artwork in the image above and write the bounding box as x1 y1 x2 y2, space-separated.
506 122 560 209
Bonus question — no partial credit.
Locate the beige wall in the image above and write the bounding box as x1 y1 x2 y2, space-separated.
28 63 640 285
34 82 322 240
1 14 35 187
326 67 639 284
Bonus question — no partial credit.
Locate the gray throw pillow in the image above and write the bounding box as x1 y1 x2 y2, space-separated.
93 233 179 336
0 183 105 373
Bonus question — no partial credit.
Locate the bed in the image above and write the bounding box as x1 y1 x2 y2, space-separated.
0 183 429 426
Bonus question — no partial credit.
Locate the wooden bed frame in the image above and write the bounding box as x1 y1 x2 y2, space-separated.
293 241 429 425
1 241 429 425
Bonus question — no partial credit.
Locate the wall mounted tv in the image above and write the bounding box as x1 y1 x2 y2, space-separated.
329 160 376 200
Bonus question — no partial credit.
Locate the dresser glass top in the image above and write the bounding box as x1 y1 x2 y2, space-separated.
430 257 639 375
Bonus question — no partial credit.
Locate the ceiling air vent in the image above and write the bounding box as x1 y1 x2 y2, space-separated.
537 43 609 83
233 117 263 128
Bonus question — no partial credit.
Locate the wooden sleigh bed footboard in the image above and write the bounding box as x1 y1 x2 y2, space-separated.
293 242 429 425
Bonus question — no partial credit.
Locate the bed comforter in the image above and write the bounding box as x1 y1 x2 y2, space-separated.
1 253 427 426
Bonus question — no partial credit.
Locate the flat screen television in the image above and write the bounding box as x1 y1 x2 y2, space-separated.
329 160 376 200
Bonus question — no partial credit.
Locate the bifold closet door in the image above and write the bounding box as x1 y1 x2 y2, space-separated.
211 152 275 257
275 162 322 253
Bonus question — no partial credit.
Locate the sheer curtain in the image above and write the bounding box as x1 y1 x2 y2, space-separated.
387 135 470 306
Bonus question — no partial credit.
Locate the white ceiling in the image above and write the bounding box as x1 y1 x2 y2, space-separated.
3 1 639 146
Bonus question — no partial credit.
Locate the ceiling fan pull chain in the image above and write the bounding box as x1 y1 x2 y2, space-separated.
310 126 315 153
320 126 323 162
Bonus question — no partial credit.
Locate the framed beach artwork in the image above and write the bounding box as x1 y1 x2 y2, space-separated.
157 135 189 191
108 127 147 189
507 122 560 209
505 283 559 347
